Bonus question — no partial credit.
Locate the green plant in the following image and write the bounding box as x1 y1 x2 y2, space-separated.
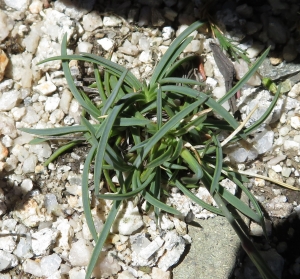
21 21 282 279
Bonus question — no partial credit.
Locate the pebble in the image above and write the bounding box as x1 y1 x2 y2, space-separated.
0 49 9 82
112 201 144 235
40 253 62 277
82 11 103 31
246 41 264 58
234 59 261 86
97 38 114 51
0 113 17 138
0 90 21 112
77 41 93 53
103 15 122 27
44 95 61 112
0 10 13 42
139 50 152 63
34 81 57 95
0 250 18 271
4 0 29 11
69 239 93 266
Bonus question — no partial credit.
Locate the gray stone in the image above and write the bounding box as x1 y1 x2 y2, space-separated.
267 17 288 44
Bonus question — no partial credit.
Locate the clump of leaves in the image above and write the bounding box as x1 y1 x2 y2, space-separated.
21 21 281 279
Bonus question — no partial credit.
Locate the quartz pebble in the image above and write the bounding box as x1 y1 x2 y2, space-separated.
0 49 9 81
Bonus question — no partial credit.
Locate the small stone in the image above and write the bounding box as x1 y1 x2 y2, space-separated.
289 83 300 98
82 11 103 31
272 164 282 173
34 81 57 95
54 0 95 20
45 95 61 112
291 116 300 130
69 267 86 279
103 16 122 27
0 142 8 161
267 17 288 44
29 0 43 14
97 38 114 51
0 234 16 253
20 178 33 193
283 39 298 62
22 107 41 125
59 89 73 114
151 267 171 279
0 112 17 139
279 126 290 136
112 201 144 235
269 56 283 66
176 25 197 38
22 154 38 174
119 40 139 56
0 10 14 43
282 167 292 177
246 41 264 58
77 42 93 53
139 36 150 51
118 270 136 279
40 253 62 277
183 40 201 53
69 239 93 266
32 228 58 256
234 59 261 86
29 142 52 161
265 195 293 218
139 50 152 63
0 250 18 271
0 49 9 81
23 259 43 277
138 6 151 26
93 251 121 278
139 236 164 260
49 109 64 124
0 90 21 112
4 0 29 11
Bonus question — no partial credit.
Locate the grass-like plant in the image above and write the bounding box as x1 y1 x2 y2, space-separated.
21 21 282 279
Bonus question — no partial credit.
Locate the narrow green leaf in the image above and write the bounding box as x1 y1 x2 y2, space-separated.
82 146 98 242
102 69 128 116
210 135 222 194
142 190 182 216
85 200 122 279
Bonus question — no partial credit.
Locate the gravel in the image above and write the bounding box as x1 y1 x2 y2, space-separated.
1 0 300 278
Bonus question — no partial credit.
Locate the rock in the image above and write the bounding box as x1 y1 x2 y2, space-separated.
138 6 151 26
283 39 298 62
103 16 122 27
29 0 43 14
29 142 52 162
97 38 114 51
82 11 102 31
22 22 42 54
242 249 284 279
265 195 293 218
246 41 264 58
112 201 144 235
59 89 73 114
69 239 93 266
13 236 33 259
23 259 43 277
151 8 165 27
267 17 288 44
0 49 9 81
163 7 178 21
93 251 121 278
139 236 164 260
236 4 253 18
119 40 139 56
118 270 136 279
4 0 29 11
0 234 16 253
291 116 300 130
77 41 93 53
49 109 64 124
45 95 61 112
0 10 14 42
253 128 274 154
20 178 33 193
0 250 18 271
139 50 152 63
139 36 150 51
40 254 62 277
157 230 186 271
52 218 73 250
22 107 41 124
32 228 58 256
0 90 21 112
69 99 82 124
234 59 261 86
22 154 38 173
162 26 175 40
152 267 171 279
0 113 17 138
0 142 8 161
54 0 95 20
69 267 86 279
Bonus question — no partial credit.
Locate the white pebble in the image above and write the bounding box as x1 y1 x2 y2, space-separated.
69 239 93 266
0 91 21 112
103 16 122 27
34 81 57 96
97 38 114 51
139 50 152 63
23 259 43 277
82 11 103 31
291 116 300 130
77 42 93 53
162 26 175 40
40 253 62 277
45 95 61 112
59 89 73 114
32 228 57 256
21 178 33 193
